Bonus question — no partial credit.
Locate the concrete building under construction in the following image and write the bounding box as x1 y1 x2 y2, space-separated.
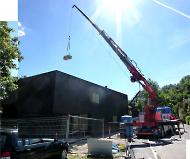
3 70 128 122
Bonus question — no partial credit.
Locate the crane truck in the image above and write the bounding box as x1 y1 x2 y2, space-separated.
72 5 181 138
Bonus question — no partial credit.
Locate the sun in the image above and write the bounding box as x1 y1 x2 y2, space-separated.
93 0 135 20
92 0 140 43
102 0 133 15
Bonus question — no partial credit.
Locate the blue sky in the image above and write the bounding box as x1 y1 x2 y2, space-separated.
14 0 190 99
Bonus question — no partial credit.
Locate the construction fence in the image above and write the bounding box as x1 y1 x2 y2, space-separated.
1 115 104 139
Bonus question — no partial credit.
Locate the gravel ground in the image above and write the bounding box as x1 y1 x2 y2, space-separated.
68 134 128 159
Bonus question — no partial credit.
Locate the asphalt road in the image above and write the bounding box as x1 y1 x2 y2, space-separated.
131 139 157 159
131 124 190 159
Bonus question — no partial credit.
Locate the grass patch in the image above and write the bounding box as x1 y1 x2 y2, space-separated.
67 154 88 159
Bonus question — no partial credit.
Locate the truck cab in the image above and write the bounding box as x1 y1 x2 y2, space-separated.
155 106 173 121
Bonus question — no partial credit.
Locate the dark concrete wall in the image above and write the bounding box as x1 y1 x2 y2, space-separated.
53 71 128 121
17 72 55 117
3 70 128 122
3 72 56 118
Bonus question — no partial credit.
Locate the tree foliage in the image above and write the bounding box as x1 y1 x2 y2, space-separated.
135 76 190 119
179 75 190 98
136 79 160 111
0 21 23 100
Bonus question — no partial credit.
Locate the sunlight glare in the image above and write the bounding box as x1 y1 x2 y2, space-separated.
92 0 141 45
102 0 133 15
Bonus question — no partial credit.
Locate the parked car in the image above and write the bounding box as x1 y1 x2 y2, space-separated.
0 129 69 159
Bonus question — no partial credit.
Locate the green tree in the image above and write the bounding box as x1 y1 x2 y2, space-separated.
158 84 179 115
132 75 190 119
135 78 160 111
157 76 190 118
178 75 190 118
178 75 190 99
0 21 23 100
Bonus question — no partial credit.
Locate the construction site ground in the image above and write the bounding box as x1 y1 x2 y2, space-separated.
68 134 127 159
67 124 190 159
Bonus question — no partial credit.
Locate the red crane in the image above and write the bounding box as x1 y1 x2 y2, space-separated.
72 5 157 126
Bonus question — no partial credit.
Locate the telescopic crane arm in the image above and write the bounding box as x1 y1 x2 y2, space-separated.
72 5 156 106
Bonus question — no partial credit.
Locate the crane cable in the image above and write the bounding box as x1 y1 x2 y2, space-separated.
66 36 71 54
64 8 73 60
67 8 73 55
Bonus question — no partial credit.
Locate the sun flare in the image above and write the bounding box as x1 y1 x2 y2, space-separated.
102 0 134 16
92 0 140 44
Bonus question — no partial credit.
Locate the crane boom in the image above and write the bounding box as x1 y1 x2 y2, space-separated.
72 5 180 136
72 5 156 106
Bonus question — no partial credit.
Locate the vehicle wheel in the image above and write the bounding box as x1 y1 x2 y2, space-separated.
61 150 68 159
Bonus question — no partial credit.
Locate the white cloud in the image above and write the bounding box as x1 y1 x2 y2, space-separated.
18 21 26 37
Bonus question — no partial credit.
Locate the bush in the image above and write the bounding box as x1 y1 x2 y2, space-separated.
185 116 190 125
